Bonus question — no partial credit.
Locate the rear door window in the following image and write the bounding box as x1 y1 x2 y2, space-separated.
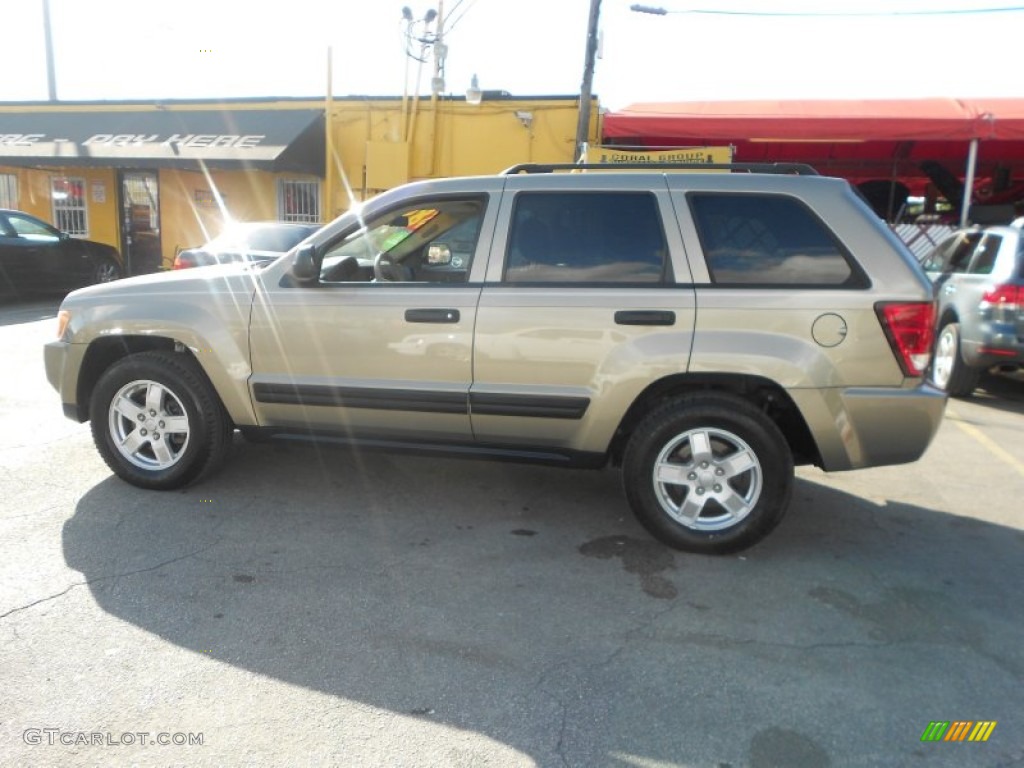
504 192 669 284
967 234 1002 275
687 193 858 286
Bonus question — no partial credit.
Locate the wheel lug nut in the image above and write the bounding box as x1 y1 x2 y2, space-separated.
149 409 157 416
140 428 147 436
715 468 724 476
696 487 705 495
701 461 709 469
159 421 165 428
714 484 722 493
687 472 697 480
137 414 145 421
153 433 160 440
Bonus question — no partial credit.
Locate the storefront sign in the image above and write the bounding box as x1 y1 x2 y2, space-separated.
83 134 266 148
586 146 734 165
194 189 225 208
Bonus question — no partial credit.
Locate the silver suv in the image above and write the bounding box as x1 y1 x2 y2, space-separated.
45 163 946 554
920 219 1024 396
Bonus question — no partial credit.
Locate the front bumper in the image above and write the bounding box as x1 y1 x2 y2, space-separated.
44 340 88 422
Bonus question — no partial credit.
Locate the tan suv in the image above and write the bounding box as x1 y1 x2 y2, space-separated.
45 163 946 554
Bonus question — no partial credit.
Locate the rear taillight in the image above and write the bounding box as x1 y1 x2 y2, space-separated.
980 284 1023 309
875 301 936 377
173 253 197 270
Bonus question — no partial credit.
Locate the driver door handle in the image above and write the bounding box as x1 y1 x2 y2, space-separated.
405 308 460 324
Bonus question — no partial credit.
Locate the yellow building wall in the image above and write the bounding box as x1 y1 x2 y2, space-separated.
3 96 596 267
0 165 119 249
323 96 593 218
157 168 318 268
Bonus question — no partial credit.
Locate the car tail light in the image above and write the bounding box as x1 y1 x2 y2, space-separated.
173 252 197 270
980 284 1023 309
875 301 936 377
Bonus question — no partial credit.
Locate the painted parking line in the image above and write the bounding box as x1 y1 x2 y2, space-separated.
946 405 1024 479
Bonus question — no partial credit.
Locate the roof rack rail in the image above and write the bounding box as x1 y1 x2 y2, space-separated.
502 162 819 176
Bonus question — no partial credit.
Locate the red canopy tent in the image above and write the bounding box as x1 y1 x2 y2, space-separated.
601 98 1024 217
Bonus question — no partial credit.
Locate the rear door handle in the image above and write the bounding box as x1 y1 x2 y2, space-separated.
405 308 460 324
614 310 676 326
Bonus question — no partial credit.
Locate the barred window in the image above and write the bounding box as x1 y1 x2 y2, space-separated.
51 177 88 236
278 180 320 223
0 174 17 208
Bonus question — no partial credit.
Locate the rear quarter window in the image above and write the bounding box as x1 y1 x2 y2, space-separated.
688 193 862 287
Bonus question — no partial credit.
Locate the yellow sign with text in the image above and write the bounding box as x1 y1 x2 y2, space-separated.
587 146 733 168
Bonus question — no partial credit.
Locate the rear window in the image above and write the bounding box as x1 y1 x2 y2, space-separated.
688 193 858 286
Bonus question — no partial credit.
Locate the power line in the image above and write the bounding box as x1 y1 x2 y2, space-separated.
630 4 1024 17
445 0 479 34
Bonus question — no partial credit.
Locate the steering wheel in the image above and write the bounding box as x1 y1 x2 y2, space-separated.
373 251 412 282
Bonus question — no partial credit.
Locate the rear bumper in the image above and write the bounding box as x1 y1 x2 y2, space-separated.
790 383 947 471
962 330 1024 369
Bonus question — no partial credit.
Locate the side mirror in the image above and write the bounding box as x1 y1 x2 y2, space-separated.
290 243 319 283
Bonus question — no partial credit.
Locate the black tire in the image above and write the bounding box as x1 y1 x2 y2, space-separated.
89 351 233 489
93 257 122 284
622 394 794 555
931 322 980 398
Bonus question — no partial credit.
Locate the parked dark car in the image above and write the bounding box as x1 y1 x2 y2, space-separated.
0 209 122 296
173 221 319 269
919 218 1024 396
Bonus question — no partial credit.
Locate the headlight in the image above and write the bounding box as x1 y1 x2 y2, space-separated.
56 310 71 341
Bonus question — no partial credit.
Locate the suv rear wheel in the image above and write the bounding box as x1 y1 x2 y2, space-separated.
89 351 232 489
932 321 980 397
623 394 793 554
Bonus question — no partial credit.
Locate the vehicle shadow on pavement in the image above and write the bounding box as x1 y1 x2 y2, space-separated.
62 439 1024 767
965 370 1024 416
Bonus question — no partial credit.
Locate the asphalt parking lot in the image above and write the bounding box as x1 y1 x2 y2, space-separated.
1 298 1022 767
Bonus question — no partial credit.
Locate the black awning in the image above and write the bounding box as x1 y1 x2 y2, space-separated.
0 108 324 174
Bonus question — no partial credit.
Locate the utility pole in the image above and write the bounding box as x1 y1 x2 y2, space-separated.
43 0 58 100
574 0 602 162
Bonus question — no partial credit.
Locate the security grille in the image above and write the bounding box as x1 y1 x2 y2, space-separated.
0 174 17 208
122 173 160 230
51 177 88 236
278 180 320 223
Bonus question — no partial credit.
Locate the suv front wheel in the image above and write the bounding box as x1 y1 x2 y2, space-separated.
623 394 794 554
89 351 233 489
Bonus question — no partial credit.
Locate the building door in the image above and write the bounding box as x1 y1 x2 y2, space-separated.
118 171 161 275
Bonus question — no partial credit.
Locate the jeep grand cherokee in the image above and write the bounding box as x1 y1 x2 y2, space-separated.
45 163 946 554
